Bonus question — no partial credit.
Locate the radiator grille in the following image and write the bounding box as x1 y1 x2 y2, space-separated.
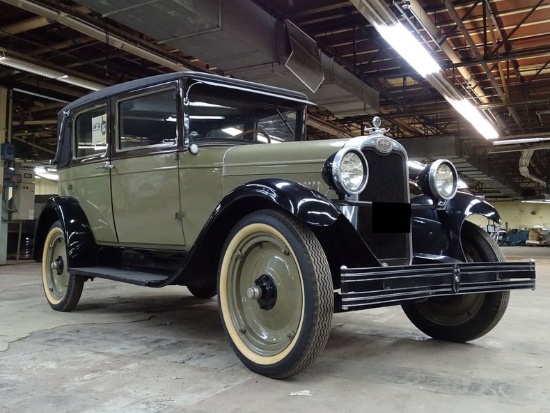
357 149 409 262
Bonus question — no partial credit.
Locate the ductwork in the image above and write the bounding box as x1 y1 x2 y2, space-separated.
70 0 379 117
519 149 547 187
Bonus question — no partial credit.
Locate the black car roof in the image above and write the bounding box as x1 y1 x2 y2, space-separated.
61 71 313 113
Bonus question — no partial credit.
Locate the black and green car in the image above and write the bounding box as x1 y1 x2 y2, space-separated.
34 71 535 378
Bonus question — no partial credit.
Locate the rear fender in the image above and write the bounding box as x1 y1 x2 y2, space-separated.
411 192 501 262
34 197 97 267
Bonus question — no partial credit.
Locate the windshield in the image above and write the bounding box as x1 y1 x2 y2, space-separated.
186 83 302 144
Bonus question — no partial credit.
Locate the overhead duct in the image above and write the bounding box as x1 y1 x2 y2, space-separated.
72 0 379 117
284 19 324 93
519 149 547 187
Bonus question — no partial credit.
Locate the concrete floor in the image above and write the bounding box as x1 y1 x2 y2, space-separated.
0 247 548 413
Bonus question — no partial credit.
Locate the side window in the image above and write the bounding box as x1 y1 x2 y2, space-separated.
187 84 300 144
118 88 177 151
74 106 107 159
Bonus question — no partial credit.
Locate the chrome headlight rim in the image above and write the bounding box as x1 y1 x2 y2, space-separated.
331 148 369 196
423 159 458 201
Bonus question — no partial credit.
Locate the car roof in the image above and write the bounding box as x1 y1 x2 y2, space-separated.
60 71 313 114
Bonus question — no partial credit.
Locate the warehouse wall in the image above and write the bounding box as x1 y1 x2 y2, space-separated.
467 201 550 230
35 178 57 195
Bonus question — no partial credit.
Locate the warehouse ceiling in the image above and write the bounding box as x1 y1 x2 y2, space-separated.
0 0 549 201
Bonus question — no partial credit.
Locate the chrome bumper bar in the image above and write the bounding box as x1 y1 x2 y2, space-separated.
338 261 536 311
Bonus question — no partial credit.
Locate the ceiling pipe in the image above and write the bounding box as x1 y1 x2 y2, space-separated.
0 0 198 73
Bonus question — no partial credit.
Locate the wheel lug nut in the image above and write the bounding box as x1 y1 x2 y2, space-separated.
246 286 262 300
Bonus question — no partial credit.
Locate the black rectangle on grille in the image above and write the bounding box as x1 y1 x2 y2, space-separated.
358 150 409 261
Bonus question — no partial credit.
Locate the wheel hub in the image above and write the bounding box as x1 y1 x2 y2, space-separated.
247 274 277 310
51 256 64 275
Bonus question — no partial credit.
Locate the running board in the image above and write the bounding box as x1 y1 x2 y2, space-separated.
70 266 171 287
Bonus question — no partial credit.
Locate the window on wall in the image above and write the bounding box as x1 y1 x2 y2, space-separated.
74 106 107 159
118 88 178 151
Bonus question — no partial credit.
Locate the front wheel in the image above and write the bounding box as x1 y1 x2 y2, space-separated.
402 221 509 342
218 210 333 379
42 221 85 311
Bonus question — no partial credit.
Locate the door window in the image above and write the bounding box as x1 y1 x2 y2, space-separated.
117 88 178 151
74 106 107 159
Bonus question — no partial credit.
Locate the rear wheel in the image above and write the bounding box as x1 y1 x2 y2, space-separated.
218 210 333 378
42 221 85 311
187 284 217 299
402 221 509 342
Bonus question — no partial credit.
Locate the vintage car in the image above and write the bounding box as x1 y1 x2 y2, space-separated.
34 71 536 379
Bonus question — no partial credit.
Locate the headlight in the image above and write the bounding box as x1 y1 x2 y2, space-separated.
417 159 458 201
322 148 368 195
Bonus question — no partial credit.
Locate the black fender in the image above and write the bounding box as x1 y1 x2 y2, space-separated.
33 197 97 267
174 179 379 288
411 192 502 262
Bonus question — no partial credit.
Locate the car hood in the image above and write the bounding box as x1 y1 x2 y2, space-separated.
221 139 346 194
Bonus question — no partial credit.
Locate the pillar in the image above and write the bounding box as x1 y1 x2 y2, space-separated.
0 87 10 264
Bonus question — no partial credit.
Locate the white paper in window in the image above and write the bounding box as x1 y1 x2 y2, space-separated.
91 114 107 145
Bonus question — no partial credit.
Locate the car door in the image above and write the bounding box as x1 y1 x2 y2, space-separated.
60 103 118 243
110 83 186 247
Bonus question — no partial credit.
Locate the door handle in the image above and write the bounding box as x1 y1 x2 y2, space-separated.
96 162 114 170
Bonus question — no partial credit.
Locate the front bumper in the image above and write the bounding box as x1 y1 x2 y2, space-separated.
337 261 536 311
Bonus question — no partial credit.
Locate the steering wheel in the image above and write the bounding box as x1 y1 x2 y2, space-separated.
233 128 271 143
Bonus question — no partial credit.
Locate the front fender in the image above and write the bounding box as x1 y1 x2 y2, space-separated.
173 179 379 287
411 192 501 261
222 179 341 227
34 197 97 267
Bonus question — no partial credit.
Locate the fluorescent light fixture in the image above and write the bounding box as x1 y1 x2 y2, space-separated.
521 199 550 204
493 137 550 146
57 75 103 91
34 166 58 181
446 98 499 140
13 87 70 103
189 116 225 120
374 22 441 77
0 55 103 91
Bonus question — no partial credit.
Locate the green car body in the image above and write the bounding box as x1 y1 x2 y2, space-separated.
35 71 535 379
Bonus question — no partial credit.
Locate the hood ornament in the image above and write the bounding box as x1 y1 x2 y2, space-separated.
364 116 393 154
365 116 390 136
